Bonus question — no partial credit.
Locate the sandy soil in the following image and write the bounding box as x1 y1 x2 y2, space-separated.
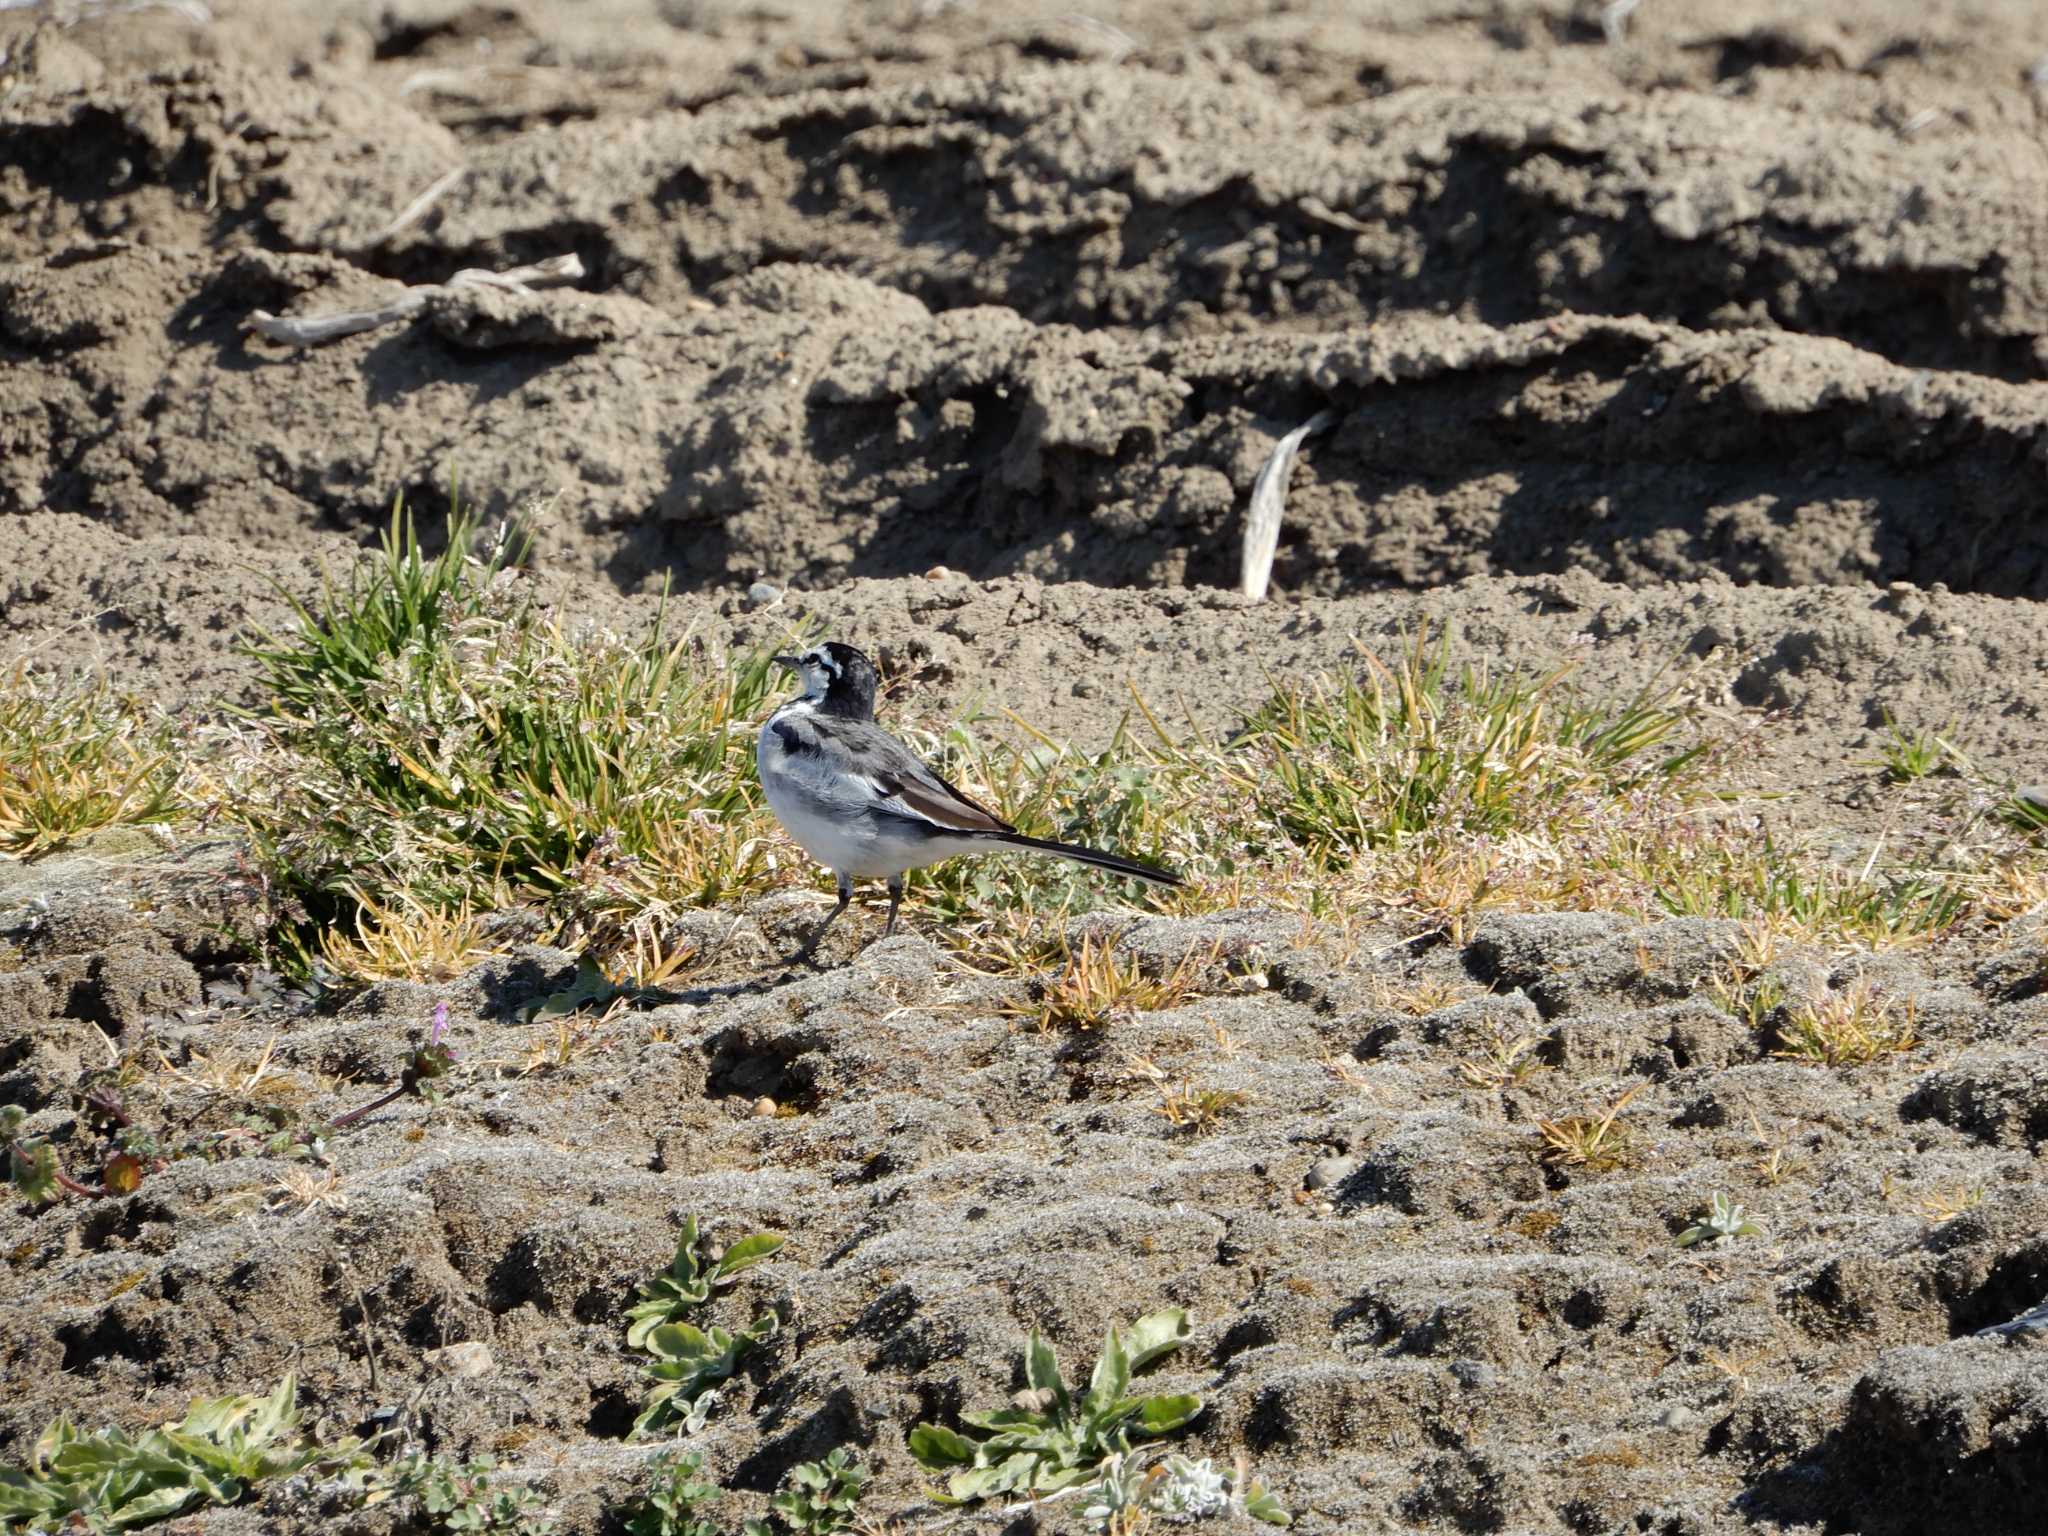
4 2 2048 1534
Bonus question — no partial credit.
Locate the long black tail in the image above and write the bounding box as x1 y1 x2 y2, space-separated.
987 832 1183 888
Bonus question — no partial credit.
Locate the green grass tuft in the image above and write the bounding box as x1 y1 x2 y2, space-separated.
203 501 788 971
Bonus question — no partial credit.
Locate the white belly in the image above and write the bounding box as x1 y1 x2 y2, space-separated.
758 719 973 878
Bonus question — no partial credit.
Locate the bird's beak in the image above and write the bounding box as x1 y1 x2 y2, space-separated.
771 654 799 671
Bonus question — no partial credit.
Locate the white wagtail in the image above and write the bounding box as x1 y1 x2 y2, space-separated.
757 642 1181 952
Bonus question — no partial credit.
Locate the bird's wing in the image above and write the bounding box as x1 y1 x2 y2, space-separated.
815 719 1015 834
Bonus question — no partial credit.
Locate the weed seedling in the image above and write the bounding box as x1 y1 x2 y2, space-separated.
386 1452 554 1533
1676 1191 1762 1247
908 1309 1201 1503
627 1216 785 1439
625 1217 784 1347
762 1447 870 1536
1075 1450 1291 1531
2 1105 137 1203
1869 716 1961 783
621 1451 722 1536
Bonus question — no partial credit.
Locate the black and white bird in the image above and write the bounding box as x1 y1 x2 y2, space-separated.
756 642 1181 952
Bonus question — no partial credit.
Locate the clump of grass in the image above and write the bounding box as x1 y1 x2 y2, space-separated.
1226 625 1699 868
0 659 184 857
1152 1080 1249 1133
317 897 500 984
200 502 787 972
1536 1086 1640 1173
1651 839 1969 947
1773 979 1917 1066
1914 1182 1985 1224
1869 716 1962 783
1455 1033 1543 1091
1004 937 1202 1032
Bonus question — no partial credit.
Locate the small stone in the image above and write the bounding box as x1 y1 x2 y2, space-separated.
925 565 951 579
745 580 782 609
1072 677 1101 698
1305 1155 1358 1191
753 1096 779 1117
424 1342 493 1379
1450 1360 1498 1390
1655 1404 1699 1430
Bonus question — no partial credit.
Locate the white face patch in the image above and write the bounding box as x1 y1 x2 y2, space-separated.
794 648 840 700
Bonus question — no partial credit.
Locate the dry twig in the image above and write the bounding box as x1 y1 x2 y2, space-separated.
246 254 585 348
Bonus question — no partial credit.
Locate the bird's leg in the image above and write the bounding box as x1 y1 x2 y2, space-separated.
792 872 852 962
883 874 905 937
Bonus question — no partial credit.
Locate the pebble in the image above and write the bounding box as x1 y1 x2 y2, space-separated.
1655 1404 1699 1430
1305 1155 1358 1191
753 1096 780 1117
745 580 782 609
424 1342 493 1379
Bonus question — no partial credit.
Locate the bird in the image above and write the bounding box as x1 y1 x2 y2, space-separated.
756 641 1182 954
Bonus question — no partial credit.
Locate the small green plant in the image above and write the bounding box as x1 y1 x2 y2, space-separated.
387 1453 553 1533
627 1217 785 1439
761 1448 868 1536
1676 1191 1762 1248
621 1451 722 1536
634 1315 780 1439
908 1308 1201 1504
0 1375 369 1533
626 1217 784 1347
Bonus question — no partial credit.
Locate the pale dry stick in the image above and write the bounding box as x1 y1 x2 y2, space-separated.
246 254 586 348
1240 407 1336 601
1601 0 1643 45
372 166 468 246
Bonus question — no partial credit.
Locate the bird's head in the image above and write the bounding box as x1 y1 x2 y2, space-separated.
772 641 878 719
